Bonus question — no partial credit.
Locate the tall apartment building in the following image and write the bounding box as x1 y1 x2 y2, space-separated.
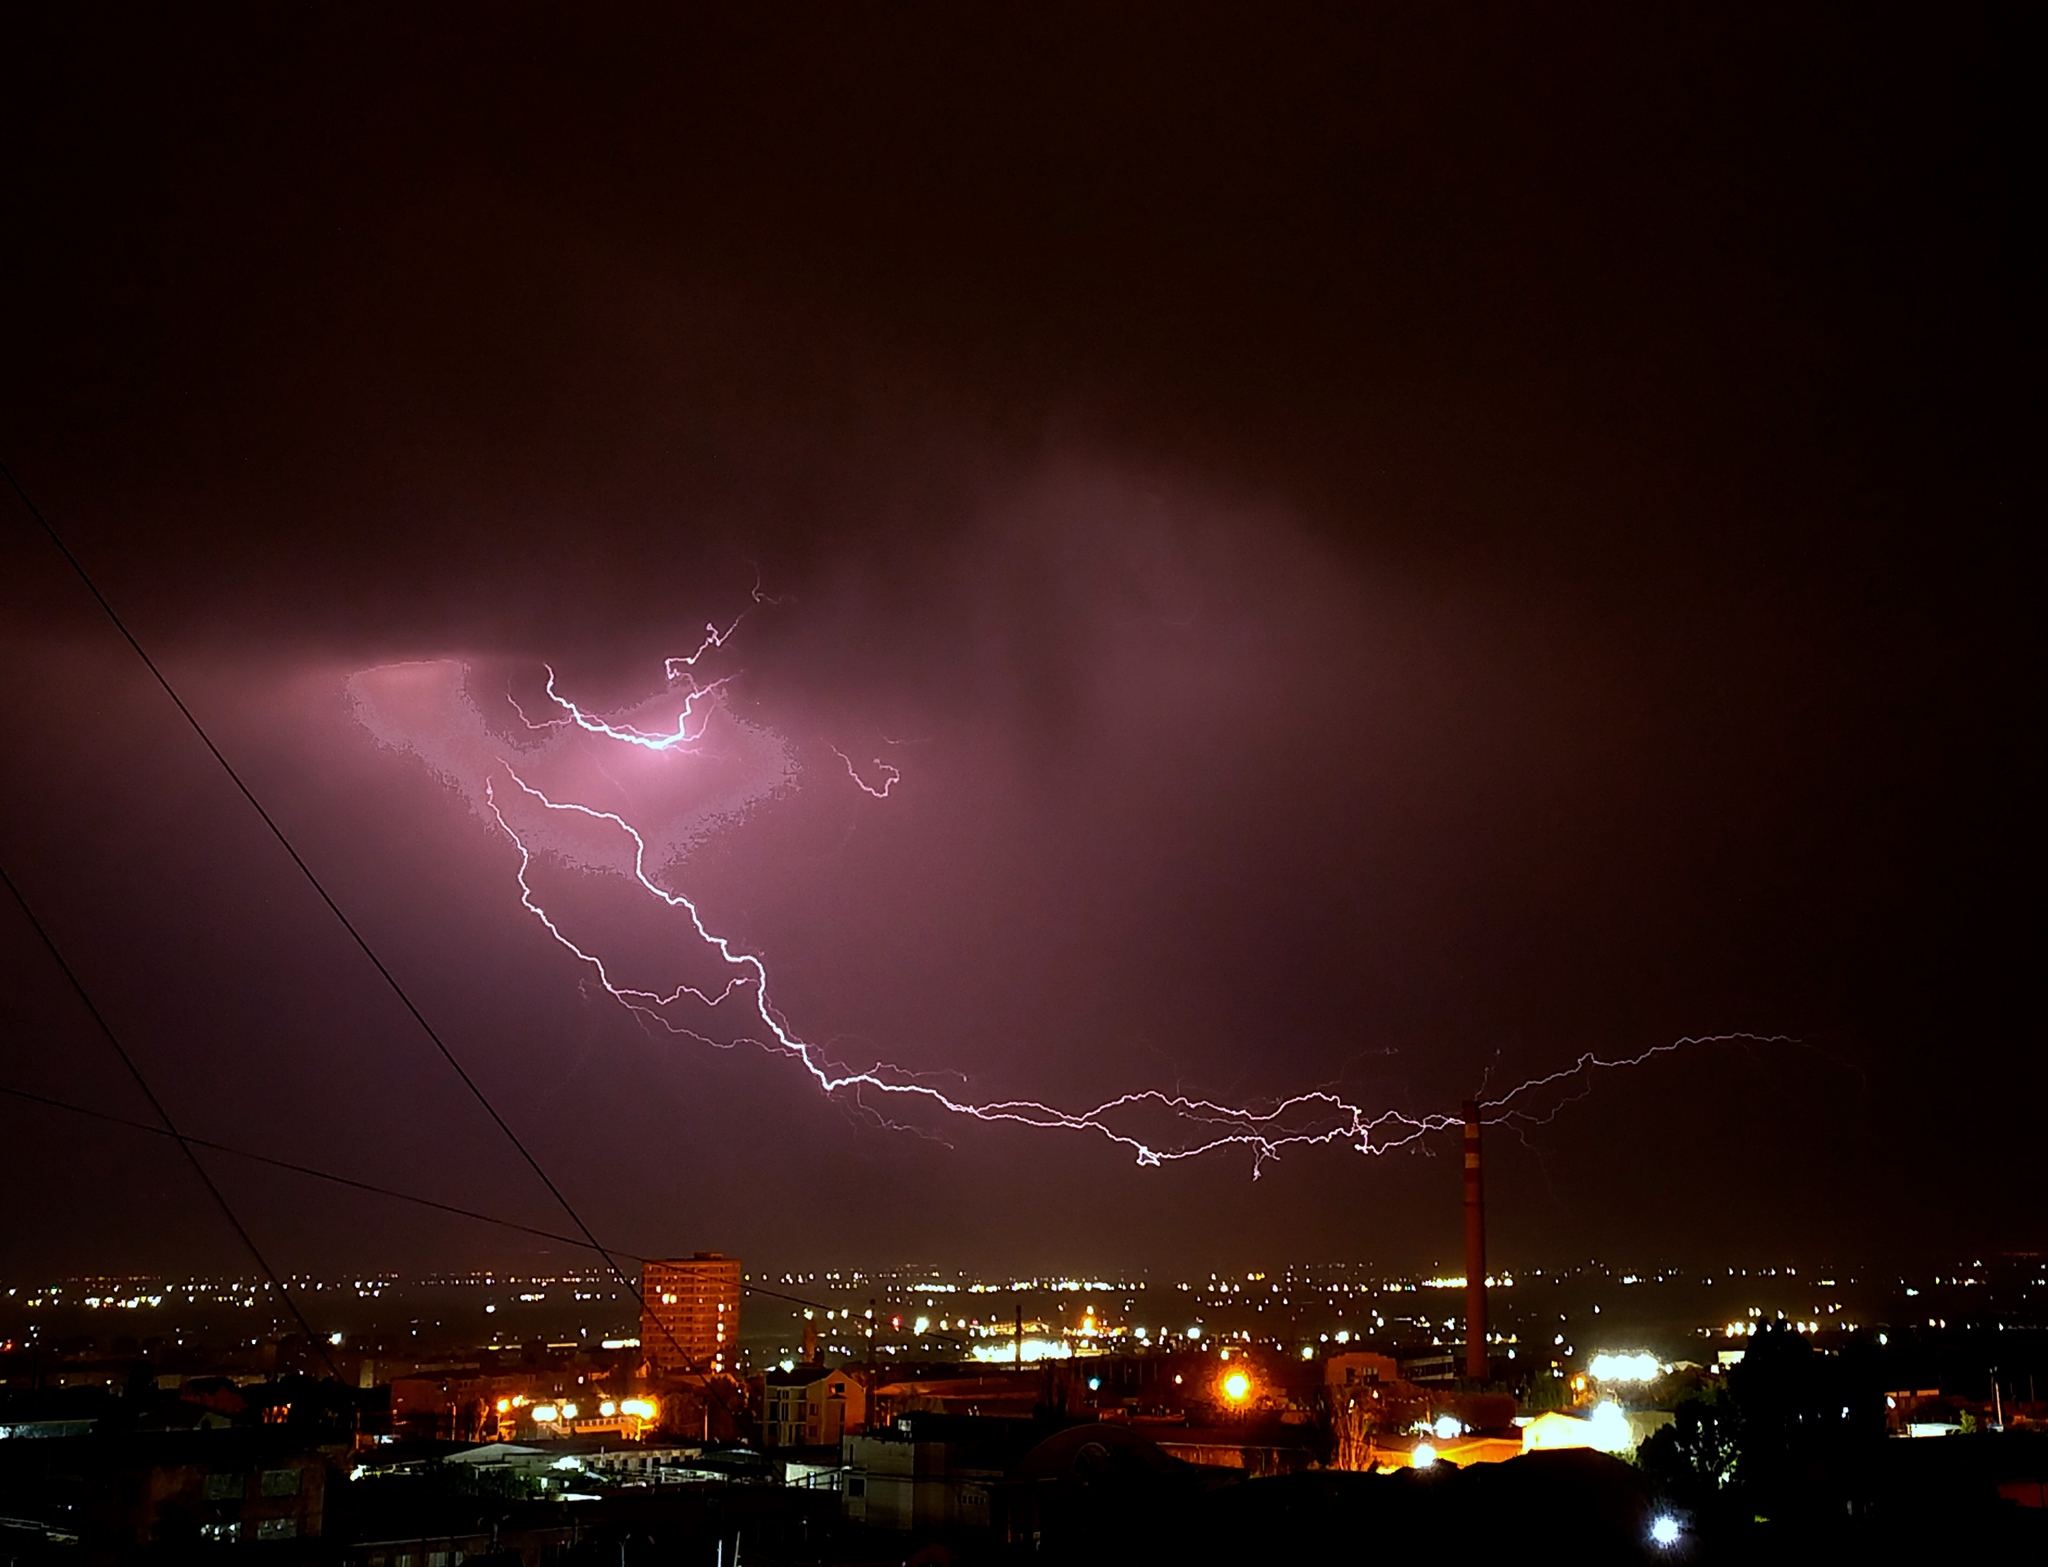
641 1253 742 1377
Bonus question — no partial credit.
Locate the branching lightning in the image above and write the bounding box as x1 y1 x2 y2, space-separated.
830 745 901 799
464 625 1785 1174
540 663 730 751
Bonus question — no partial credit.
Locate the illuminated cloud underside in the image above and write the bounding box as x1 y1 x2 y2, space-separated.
350 632 1782 1173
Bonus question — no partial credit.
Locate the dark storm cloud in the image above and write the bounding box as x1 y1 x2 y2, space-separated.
0 3 2030 1274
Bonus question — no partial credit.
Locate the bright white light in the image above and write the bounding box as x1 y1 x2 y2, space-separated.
328 1332 343 1345
1301 1346 1315 1360
1589 1401 1633 1454
1187 1327 1203 1340
970 1338 1072 1363
620 1398 657 1419
1335 1330 1350 1344
1433 1414 1463 1441
914 1316 930 1334
1412 1443 1437 1469
598 1401 617 1417
779 1358 795 1372
1588 1352 1660 1383
1650 1515 1680 1547
559 1402 579 1420
532 1405 559 1423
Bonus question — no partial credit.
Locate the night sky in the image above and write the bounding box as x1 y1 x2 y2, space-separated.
0 5 2030 1281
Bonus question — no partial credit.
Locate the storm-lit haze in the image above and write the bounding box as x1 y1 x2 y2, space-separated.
0 5 2029 1288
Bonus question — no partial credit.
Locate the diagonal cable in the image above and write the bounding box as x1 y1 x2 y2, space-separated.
0 1082 847 1324
0 459 740 1404
0 860 341 1379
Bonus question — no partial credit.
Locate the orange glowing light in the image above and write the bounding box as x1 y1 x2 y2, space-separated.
1222 1370 1252 1402
495 1397 511 1414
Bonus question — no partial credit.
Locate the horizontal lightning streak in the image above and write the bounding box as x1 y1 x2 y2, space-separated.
447 626 1794 1173
542 664 730 750
480 653 1783 1173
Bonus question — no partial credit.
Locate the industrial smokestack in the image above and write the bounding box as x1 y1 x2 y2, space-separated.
1463 1098 1487 1382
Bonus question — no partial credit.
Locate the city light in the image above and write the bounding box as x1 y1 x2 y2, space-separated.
1650 1515 1681 1547
1433 1414 1463 1441
1589 1401 1633 1454
620 1399 658 1419
970 1339 1072 1363
1412 1443 1437 1469
1222 1371 1251 1402
532 1405 559 1422
1587 1351 1661 1382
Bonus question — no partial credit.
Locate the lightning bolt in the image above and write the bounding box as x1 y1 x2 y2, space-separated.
540 663 731 751
469 641 1787 1173
664 614 745 678
830 745 901 799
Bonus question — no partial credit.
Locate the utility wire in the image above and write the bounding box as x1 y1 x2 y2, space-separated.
0 461 767 1406
0 861 341 1379
0 1081 635 1261
0 1080 848 1322
0 461 637 1296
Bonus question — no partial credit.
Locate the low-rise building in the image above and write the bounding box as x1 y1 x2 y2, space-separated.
0 1428 343 1550
841 1413 1042 1532
761 1365 868 1448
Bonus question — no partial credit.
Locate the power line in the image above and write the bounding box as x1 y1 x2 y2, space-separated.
0 1080 840 1319
0 460 774 1408
0 459 643 1311
0 1081 635 1261
0 860 341 1379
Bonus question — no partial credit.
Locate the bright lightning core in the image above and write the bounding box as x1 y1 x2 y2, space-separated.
351 639 1779 1173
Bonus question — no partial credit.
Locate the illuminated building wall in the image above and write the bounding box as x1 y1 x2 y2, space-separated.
641 1253 742 1377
